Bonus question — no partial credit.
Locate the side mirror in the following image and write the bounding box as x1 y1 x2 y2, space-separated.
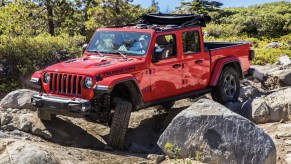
152 47 165 63
82 44 88 53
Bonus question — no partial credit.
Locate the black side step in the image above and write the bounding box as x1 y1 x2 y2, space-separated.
141 88 212 109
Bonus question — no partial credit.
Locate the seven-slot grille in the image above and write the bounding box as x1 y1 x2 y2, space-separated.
48 73 83 95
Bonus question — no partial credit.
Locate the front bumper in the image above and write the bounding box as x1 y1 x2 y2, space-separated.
31 94 91 117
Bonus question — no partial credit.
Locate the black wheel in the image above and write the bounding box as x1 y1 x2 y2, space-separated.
211 66 240 104
107 100 132 149
37 109 56 121
161 101 175 110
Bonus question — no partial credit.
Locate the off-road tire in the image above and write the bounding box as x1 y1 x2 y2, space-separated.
107 100 132 149
211 66 240 104
161 101 175 110
37 109 56 121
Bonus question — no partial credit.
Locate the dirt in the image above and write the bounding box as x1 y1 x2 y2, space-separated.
258 121 291 164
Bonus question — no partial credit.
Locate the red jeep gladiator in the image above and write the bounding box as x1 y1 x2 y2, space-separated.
30 14 254 149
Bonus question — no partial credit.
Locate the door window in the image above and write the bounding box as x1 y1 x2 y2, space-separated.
182 31 201 54
155 34 177 60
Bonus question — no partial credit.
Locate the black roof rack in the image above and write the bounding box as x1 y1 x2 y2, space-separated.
107 13 211 29
140 13 211 27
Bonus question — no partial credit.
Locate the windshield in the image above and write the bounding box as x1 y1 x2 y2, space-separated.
87 31 151 56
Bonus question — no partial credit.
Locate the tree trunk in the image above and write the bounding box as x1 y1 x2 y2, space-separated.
0 0 4 7
46 0 55 36
115 0 121 26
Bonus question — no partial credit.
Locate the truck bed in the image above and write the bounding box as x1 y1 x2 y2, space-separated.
205 42 251 74
204 42 245 50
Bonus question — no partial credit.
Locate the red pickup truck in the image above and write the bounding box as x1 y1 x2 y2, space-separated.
30 14 254 149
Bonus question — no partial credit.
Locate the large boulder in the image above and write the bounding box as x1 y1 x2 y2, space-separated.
242 87 291 123
158 99 276 164
0 89 37 109
268 68 291 86
239 83 265 101
253 68 266 81
0 140 58 163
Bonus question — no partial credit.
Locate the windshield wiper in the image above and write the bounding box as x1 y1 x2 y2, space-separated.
87 50 104 57
109 51 127 59
117 52 127 59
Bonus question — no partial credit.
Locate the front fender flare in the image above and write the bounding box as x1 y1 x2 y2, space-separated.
94 74 144 110
95 74 139 91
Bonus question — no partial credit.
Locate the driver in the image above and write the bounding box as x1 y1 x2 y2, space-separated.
138 35 149 50
129 35 149 53
118 35 133 51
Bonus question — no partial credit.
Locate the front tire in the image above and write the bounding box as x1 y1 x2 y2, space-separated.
107 100 132 149
211 66 240 104
161 101 175 110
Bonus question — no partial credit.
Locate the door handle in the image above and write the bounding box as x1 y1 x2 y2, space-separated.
195 60 203 64
172 64 182 69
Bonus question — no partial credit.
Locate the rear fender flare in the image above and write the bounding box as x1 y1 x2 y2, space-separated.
209 56 243 86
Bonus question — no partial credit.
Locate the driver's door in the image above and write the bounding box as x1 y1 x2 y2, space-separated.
149 34 183 100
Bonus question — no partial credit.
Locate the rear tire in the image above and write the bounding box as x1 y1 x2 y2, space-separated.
107 100 132 149
211 66 240 104
37 109 56 121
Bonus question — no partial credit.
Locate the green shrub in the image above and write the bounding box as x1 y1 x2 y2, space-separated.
0 34 85 77
204 34 291 65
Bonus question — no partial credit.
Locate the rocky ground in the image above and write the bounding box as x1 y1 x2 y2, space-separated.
1 57 291 163
0 100 193 164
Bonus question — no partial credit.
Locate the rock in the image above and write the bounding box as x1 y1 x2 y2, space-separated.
6 108 12 112
241 98 271 123
286 151 291 164
158 99 276 164
31 126 52 140
276 124 291 138
268 68 291 86
147 154 165 163
241 88 291 123
224 101 241 113
277 55 291 66
1 113 12 125
11 129 23 136
285 140 291 146
0 131 8 138
0 89 37 110
265 42 283 48
11 109 19 113
240 84 264 101
253 68 265 81
0 140 58 164
18 113 33 132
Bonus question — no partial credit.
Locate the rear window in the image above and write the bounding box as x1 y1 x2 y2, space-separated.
182 31 201 54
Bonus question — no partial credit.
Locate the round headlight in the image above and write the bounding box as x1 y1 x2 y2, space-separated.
43 73 50 84
84 77 93 88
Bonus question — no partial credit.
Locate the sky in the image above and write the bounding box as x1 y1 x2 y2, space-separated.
132 0 290 13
